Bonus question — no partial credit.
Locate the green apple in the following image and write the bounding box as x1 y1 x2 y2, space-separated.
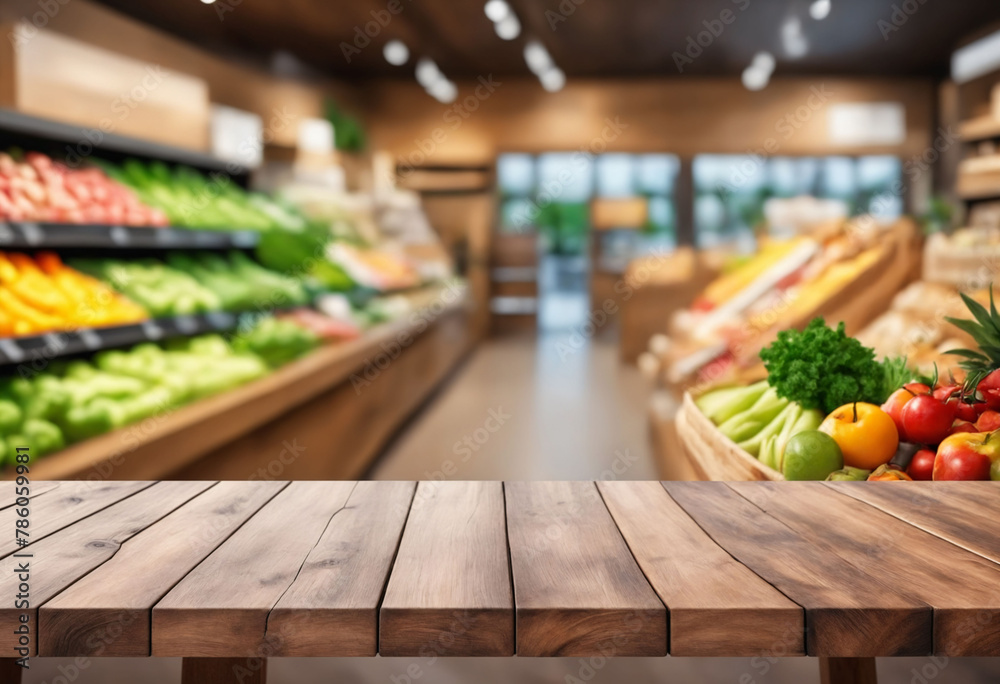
782 430 844 481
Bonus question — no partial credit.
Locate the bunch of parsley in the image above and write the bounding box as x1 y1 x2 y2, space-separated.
760 318 912 415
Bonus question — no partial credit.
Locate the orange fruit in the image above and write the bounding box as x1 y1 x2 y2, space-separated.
819 402 899 470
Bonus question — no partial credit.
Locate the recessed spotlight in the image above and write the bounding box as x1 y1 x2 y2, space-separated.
428 80 458 104
415 58 443 88
781 17 809 58
809 0 831 20
540 67 565 92
484 0 510 23
200 0 216 4
495 14 521 40
752 51 775 75
741 65 769 91
383 40 409 66
524 40 553 75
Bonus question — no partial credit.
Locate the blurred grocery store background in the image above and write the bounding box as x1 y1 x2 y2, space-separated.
3 0 1000 681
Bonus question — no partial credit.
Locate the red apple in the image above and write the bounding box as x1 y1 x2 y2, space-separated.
907 448 936 481
933 432 999 481
902 395 957 445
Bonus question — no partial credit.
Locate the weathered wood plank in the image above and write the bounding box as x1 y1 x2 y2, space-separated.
829 482 1000 564
379 481 513 657
152 481 356 657
0 480 154 558
38 480 287 657
0 481 215 656
0 480 60 509
663 482 931 657
732 481 1000 656
599 480 804 656
505 481 666 657
266 481 415 656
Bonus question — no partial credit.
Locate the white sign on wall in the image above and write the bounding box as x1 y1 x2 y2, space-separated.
210 105 264 169
827 102 906 146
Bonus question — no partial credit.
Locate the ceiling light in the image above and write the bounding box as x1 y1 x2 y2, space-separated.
741 65 769 91
781 17 809 58
524 40 553 75
383 40 409 66
200 0 216 4
540 67 565 92
428 80 458 104
752 51 775 75
809 0 831 20
415 58 443 88
484 0 510 23
495 14 521 40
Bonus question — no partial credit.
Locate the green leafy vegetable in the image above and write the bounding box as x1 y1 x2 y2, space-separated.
759 318 883 415
879 355 919 404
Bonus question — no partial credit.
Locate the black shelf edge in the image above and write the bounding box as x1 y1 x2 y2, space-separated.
0 311 255 368
0 108 248 176
0 222 260 250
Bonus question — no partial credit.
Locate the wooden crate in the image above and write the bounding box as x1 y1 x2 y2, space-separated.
0 22 210 151
674 391 783 481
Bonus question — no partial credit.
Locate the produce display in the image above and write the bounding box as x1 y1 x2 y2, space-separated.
102 159 311 232
855 281 980 376
0 151 168 226
0 252 147 336
0 320 319 465
691 289 1000 481
71 251 309 317
659 219 916 388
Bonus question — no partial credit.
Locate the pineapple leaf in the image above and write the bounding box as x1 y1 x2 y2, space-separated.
944 348 991 363
946 316 1000 350
959 291 1000 338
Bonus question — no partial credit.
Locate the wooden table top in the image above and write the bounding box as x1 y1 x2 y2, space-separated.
3 480 999 660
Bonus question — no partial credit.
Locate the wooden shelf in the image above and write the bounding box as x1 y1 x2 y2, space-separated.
959 115 1000 142
20 285 471 481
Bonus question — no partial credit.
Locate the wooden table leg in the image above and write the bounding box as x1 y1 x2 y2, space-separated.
181 657 267 684
1 659 23 684
819 657 877 684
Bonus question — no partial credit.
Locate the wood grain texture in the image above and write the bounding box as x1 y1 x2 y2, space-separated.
740 482 1000 656
38 480 287 657
829 482 1000 565
379 481 513 657
505 481 666 657
598 480 803 656
266 481 416 656
152 481 356 657
0 481 214 656
819 657 878 684
663 482 931 657
0 480 59 509
181 657 265 684
0 481 153 558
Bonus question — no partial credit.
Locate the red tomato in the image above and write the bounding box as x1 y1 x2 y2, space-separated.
951 421 979 435
977 411 1000 433
907 449 936 481
933 384 960 402
901 395 957 445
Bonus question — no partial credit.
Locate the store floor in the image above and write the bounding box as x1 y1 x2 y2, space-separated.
26 333 1000 683
370 329 658 481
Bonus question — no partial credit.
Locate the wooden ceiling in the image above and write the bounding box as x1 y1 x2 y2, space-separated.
95 0 1000 80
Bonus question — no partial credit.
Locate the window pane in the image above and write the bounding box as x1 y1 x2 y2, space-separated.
499 197 537 232
637 155 680 195
595 154 635 198
497 153 535 196
819 157 856 198
537 152 594 202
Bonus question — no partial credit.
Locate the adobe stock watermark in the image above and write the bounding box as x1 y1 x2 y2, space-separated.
545 0 585 30
878 0 929 41
6 1 71 49
512 116 629 231
340 0 412 62
673 0 752 73
394 75 502 182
